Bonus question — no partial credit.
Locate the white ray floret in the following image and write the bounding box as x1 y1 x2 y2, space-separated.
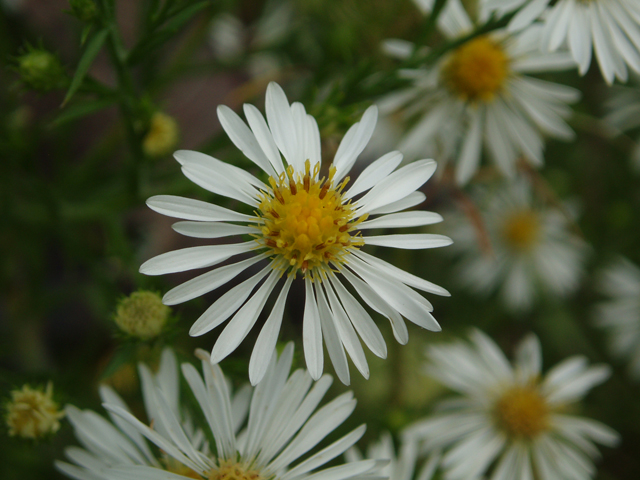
140 82 450 385
403 330 619 480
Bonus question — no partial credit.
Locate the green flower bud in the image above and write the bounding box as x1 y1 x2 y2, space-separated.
113 291 170 340
17 48 66 92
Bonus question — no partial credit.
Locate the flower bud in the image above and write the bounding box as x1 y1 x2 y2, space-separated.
113 291 170 340
17 48 66 91
142 112 179 158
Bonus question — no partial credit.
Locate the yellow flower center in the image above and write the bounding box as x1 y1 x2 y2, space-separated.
443 36 509 102
256 160 366 279
500 210 540 253
207 460 263 480
114 290 170 339
164 457 203 479
5 382 64 439
494 385 549 439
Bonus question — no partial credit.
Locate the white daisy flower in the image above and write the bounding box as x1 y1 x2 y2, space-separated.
60 343 379 480
346 433 440 480
484 0 640 84
140 82 451 385
594 256 640 379
56 348 252 479
450 178 588 311
403 330 619 480
380 0 579 185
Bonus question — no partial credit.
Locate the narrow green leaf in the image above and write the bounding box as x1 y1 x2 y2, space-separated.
50 97 116 128
62 28 109 107
127 1 210 65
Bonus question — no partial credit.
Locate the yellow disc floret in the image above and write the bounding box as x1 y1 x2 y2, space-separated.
207 459 263 480
501 209 541 253
443 36 509 102
256 160 367 279
494 385 549 439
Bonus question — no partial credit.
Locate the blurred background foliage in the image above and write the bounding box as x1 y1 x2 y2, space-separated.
1 0 640 479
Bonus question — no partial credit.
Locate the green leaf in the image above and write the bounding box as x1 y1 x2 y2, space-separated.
50 97 116 128
62 28 109 107
127 1 210 65
80 24 93 45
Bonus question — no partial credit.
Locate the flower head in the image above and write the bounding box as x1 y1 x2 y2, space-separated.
5 382 64 439
58 344 378 480
140 82 450 385
403 330 619 480
113 290 171 339
449 178 588 311
380 0 578 185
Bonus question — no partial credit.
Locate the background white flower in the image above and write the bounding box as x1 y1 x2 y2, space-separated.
594 256 640 379
449 178 588 311
484 0 640 84
96 344 378 480
380 0 579 185
140 82 450 385
403 330 619 480
56 348 251 479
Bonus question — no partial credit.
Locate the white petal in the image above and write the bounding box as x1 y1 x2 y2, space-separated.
328 274 387 359
364 233 452 249
455 108 483 185
333 106 379 182
345 151 403 199
316 283 350 385
358 211 443 229
172 221 255 239
368 191 426 216
353 250 450 296
189 264 272 336
303 277 324 380
356 160 436 215
140 241 255 276
163 254 265 305
266 82 299 168
210 270 281 363
146 195 254 222
217 104 277 177
244 103 285 175
249 276 294 385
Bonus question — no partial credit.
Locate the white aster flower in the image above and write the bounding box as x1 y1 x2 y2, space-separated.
140 82 451 385
484 0 640 84
381 0 579 185
594 256 640 379
403 330 619 480
346 433 440 480
59 343 378 480
56 348 248 479
450 178 588 311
